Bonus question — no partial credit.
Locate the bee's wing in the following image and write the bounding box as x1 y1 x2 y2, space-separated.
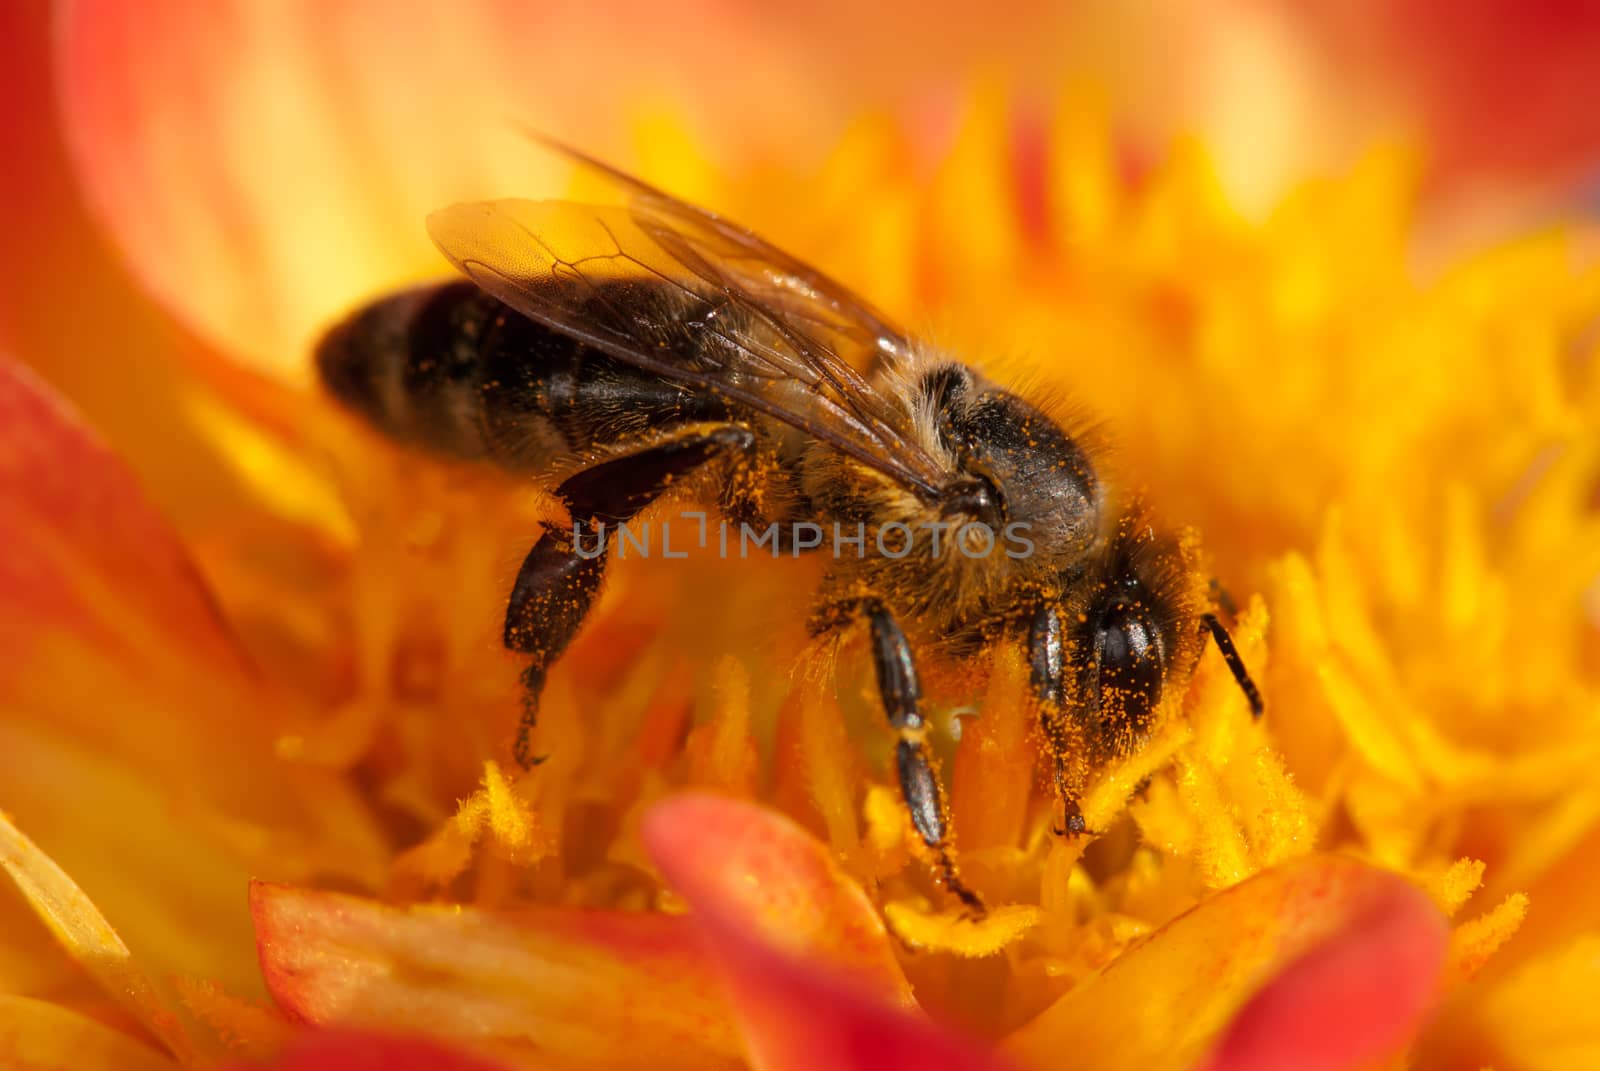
428 196 949 498
532 135 911 372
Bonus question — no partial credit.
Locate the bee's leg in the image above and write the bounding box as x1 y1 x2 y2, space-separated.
503 423 755 769
815 598 985 913
873 607 987 913
1028 604 1088 836
502 531 605 768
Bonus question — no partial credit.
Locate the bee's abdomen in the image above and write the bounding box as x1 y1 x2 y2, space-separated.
316 281 506 459
316 281 729 470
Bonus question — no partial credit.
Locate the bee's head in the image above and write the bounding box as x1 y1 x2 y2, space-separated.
1069 521 1199 756
924 365 1101 568
1079 576 1174 742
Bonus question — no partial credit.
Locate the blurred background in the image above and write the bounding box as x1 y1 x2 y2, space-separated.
9 0 1600 395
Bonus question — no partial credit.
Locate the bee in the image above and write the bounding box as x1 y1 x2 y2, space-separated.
316 140 1262 911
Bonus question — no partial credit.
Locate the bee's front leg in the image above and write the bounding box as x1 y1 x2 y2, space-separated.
1028 603 1089 836
814 598 986 914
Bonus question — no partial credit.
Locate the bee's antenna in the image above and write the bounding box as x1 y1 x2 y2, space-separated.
1207 577 1240 619
1201 612 1264 719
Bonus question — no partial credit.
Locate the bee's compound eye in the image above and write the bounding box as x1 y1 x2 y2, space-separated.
1094 600 1166 731
938 473 1005 530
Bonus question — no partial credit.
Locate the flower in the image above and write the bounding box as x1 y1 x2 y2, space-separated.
4 2 1600 1069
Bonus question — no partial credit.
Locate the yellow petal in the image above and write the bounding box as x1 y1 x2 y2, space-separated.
0 719 372 1000
0 812 210 1063
0 879 82 1001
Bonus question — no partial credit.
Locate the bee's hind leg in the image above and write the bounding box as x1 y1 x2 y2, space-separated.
503 422 755 769
503 531 606 768
815 598 986 914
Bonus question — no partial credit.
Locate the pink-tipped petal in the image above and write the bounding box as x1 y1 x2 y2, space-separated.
1195 877 1448 1071
1005 855 1448 1071
641 792 912 1006
643 793 1013 1071
688 923 1013 1071
251 882 742 1070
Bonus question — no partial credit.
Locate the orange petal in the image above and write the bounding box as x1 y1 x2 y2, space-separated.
0 994 179 1071
0 354 387 993
0 352 247 676
640 792 912 1007
0 350 271 787
1194 875 1448 1071
251 882 742 1070
218 1030 514 1071
642 795 1012 1071
1003 855 1447 1071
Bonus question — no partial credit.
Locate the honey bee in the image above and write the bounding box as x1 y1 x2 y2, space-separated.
317 140 1262 911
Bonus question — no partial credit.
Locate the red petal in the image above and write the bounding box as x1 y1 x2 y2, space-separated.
643 794 1012 1071
1350 1 1600 188
1195 877 1448 1071
251 882 741 1069
219 1030 512 1071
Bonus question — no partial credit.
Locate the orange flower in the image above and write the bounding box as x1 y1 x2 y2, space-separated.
4 3 1600 1069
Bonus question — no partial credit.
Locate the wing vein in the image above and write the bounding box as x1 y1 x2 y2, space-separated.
428 144 951 500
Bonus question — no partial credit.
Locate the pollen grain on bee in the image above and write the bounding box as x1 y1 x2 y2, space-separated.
568 512 1037 562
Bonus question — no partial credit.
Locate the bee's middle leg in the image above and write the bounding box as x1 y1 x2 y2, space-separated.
1027 603 1090 836
503 422 755 769
815 598 986 913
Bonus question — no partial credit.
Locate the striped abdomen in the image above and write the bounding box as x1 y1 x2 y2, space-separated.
315 281 730 470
